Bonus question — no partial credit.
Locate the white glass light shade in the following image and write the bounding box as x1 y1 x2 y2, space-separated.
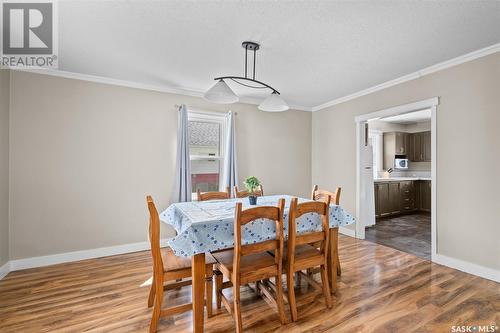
203 79 239 104
258 92 289 112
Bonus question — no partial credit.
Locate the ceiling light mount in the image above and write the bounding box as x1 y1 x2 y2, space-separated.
204 41 289 112
241 41 260 51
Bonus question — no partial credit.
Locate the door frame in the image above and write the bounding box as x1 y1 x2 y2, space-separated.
354 97 439 260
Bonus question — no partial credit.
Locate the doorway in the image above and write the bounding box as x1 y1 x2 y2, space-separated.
355 98 438 261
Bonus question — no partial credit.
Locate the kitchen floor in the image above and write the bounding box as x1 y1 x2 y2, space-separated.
365 213 431 260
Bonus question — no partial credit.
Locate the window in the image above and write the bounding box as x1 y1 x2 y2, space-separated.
368 130 383 178
188 111 227 195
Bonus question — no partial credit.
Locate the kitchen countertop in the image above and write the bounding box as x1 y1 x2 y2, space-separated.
374 177 432 182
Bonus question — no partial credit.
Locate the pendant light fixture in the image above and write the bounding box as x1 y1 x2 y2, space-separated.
204 41 289 112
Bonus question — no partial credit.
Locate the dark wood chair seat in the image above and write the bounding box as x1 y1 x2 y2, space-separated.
283 244 324 271
212 249 277 284
161 247 216 278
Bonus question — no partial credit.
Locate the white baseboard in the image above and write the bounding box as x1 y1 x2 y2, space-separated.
432 253 500 283
0 261 10 280
339 226 356 238
9 239 169 272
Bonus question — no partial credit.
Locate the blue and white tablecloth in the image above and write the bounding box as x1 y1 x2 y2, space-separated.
159 195 355 257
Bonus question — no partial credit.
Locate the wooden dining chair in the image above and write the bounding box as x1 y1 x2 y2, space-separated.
212 199 286 332
311 185 342 276
233 184 264 198
146 196 216 333
285 196 332 322
311 184 341 205
197 187 231 201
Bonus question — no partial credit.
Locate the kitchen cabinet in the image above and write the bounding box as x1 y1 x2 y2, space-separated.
375 183 390 217
383 132 410 169
416 180 431 212
400 181 415 212
388 182 401 215
375 179 430 218
375 182 401 217
422 131 431 162
383 131 431 166
409 131 431 162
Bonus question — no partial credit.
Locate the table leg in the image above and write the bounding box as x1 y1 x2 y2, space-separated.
192 253 205 333
328 228 339 293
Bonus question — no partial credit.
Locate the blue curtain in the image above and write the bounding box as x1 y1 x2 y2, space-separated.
174 104 192 202
223 111 238 195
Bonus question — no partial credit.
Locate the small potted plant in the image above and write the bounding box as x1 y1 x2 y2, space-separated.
244 176 261 205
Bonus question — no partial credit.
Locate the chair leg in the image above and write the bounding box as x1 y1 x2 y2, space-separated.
286 269 298 322
320 264 333 309
295 271 301 287
206 265 213 318
233 285 243 333
275 274 287 325
149 284 163 333
336 252 342 276
215 271 223 310
147 277 155 308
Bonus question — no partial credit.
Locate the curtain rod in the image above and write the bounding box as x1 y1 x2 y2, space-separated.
174 104 237 115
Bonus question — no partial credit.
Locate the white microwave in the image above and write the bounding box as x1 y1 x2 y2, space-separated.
394 158 409 169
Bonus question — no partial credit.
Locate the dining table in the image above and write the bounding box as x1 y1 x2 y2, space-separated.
160 194 355 332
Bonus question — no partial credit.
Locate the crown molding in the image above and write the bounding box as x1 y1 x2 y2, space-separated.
10 68 312 112
311 42 500 112
10 42 499 113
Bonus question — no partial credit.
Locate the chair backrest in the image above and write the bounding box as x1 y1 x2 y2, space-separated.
233 199 285 280
197 187 231 201
287 196 331 266
233 185 264 198
146 196 164 284
311 185 341 205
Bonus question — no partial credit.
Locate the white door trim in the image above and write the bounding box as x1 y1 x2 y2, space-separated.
355 98 439 261
354 97 438 123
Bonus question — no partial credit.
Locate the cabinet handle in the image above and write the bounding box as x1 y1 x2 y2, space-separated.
404 190 409 193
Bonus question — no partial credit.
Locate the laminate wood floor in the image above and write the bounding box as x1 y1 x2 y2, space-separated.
366 213 431 260
0 235 498 333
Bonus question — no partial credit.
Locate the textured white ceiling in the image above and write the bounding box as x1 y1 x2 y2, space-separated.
58 1 500 109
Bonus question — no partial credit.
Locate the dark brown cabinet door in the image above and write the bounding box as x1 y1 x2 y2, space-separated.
377 183 391 216
415 181 422 209
395 132 406 155
413 133 422 161
405 133 412 160
388 182 400 214
423 131 431 162
422 180 431 211
409 131 431 162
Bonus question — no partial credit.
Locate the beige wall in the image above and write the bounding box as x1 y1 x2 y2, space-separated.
9 71 311 260
312 53 500 270
0 70 9 267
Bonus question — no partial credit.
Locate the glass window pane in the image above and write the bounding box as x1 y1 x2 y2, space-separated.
189 121 220 157
191 159 220 193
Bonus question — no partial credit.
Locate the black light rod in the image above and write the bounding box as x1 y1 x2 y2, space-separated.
214 76 280 95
